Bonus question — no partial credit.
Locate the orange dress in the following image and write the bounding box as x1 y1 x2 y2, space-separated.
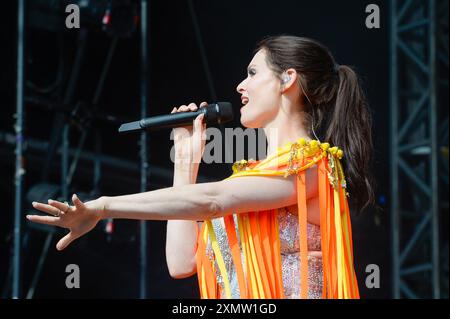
196 138 360 299
205 208 323 298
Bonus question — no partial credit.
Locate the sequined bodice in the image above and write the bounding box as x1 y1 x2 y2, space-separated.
278 208 323 299
205 208 323 299
278 207 321 253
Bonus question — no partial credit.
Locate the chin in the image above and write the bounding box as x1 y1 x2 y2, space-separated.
240 117 260 129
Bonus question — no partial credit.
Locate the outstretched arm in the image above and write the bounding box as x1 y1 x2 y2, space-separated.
27 166 318 250
101 172 311 220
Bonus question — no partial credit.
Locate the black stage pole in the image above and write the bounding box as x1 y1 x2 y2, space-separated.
139 0 149 299
13 0 25 299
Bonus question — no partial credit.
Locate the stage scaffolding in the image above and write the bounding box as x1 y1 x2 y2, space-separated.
8 0 217 299
390 0 449 299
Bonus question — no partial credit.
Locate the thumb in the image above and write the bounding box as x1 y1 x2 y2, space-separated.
56 232 79 251
193 114 206 143
72 193 85 210
194 113 205 130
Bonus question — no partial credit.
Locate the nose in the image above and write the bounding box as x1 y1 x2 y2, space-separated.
236 78 246 94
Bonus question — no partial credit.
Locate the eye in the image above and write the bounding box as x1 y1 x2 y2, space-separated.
247 68 256 76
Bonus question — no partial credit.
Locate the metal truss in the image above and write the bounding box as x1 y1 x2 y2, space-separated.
390 0 449 299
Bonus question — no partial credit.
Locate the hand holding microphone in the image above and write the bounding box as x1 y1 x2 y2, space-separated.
118 101 233 133
171 102 208 168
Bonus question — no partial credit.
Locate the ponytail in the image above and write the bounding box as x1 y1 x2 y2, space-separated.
325 65 376 213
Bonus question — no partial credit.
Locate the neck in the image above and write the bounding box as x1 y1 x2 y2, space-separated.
263 113 312 158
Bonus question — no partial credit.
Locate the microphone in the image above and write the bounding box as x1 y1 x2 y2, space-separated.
118 102 233 133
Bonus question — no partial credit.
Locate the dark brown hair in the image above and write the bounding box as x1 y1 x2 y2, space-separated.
256 35 375 213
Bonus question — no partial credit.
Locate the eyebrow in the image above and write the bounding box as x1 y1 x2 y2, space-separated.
247 64 256 72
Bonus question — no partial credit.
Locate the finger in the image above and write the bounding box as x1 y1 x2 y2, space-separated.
178 105 189 112
199 101 208 108
72 193 85 210
188 103 198 111
32 201 62 216
171 107 177 113
48 199 71 214
56 232 79 251
26 214 60 226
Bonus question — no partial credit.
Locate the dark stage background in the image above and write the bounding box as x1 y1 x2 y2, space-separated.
1 0 399 299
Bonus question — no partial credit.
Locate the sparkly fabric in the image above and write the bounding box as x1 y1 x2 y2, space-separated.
205 208 323 299
278 208 323 299
210 214 242 299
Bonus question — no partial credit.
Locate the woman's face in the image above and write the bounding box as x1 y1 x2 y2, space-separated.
236 49 282 128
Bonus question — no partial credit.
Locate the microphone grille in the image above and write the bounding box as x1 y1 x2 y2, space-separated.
216 102 234 124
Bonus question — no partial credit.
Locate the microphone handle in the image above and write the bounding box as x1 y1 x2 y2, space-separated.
118 102 229 133
140 108 207 130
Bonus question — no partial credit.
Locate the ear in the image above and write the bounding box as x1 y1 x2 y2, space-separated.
280 68 298 93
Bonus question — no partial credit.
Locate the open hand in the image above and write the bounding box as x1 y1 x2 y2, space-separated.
26 194 104 251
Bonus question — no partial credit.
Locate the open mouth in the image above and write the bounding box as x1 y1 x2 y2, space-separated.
241 98 249 105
